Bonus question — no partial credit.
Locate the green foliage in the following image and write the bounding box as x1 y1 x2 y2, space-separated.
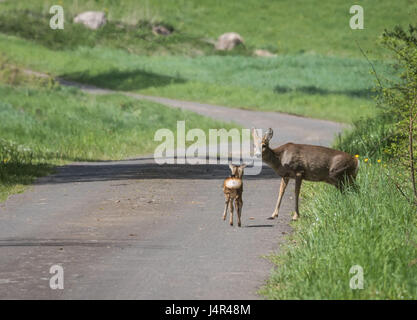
336 25 417 158
335 25 417 200
262 164 417 299
378 25 417 159
0 138 54 202
334 113 396 159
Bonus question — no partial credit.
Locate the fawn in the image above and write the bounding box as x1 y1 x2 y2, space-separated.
223 163 247 227
252 128 359 221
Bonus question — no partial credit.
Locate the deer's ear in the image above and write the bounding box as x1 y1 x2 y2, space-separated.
229 162 234 171
263 128 274 142
251 128 259 139
240 163 248 169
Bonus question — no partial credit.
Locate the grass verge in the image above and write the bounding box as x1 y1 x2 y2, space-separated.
262 162 417 299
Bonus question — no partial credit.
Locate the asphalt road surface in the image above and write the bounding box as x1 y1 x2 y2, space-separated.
0 81 344 299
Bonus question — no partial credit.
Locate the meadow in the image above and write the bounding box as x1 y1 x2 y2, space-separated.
0 34 397 122
0 0 412 122
0 62 236 201
262 163 417 299
1 0 415 58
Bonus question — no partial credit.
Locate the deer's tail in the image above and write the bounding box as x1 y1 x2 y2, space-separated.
354 157 360 176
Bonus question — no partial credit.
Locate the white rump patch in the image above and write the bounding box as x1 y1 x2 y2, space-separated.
225 179 242 189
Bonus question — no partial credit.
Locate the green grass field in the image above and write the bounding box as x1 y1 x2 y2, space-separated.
1 0 415 58
0 0 413 122
0 34 398 122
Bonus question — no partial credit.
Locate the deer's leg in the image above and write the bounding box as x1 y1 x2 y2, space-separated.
293 174 302 221
236 197 243 227
269 177 289 219
223 195 230 221
228 199 234 226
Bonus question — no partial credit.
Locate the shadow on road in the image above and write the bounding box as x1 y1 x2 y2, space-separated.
245 225 274 228
36 160 279 185
0 238 177 248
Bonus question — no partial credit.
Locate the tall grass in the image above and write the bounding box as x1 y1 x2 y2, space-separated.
334 112 397 159
0 86 237 159
262 163 417 299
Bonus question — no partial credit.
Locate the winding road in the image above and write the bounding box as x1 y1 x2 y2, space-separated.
0 80 344 299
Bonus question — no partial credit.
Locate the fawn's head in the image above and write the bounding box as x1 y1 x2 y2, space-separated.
251 128 274 158
229 163 247 179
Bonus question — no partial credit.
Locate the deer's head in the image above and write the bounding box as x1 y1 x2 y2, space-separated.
229 163 247 178
251 128 273 158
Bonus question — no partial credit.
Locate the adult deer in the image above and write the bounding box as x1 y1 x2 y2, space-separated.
252 128 359 221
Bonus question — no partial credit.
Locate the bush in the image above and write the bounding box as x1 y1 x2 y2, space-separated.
334 113 397 160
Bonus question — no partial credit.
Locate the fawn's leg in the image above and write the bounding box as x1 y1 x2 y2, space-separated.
236 197 243 227
293 174 302 221
228 199 234 226
269 177 289 219
223 195 230 221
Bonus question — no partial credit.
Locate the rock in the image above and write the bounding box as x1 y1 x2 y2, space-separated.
254 49 277 57
215 32 244 50
152 25 173 36
74 11 107 30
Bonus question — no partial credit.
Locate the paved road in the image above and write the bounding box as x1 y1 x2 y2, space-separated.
0 81 344 299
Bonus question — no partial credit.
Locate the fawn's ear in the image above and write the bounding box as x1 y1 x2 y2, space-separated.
228 162 234 171
263 128 273 142
240 163 248 169
237 165 245 177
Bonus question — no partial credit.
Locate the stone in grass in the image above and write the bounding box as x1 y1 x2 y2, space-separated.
215 32 244 51
74 11 107 30
254 49 277 57
152 25 173 36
